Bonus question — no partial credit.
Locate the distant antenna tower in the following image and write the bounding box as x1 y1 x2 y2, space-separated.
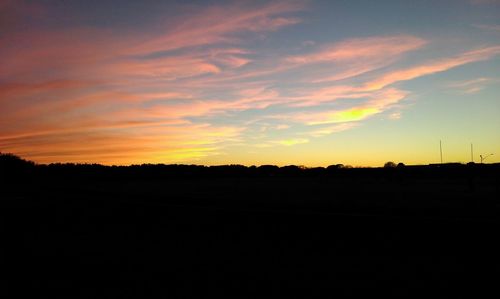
440 140 443 164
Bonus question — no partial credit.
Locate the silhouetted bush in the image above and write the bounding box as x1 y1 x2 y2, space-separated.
327 164 344 170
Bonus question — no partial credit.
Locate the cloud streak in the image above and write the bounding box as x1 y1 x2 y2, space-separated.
127 1 304 56
362 46 500 91
287 35 426 64
473 24 500 32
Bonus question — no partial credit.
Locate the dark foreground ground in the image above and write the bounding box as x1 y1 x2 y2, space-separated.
1 161 499 297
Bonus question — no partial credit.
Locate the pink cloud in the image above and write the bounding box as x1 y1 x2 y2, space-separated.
286 45 500 112
311 63 388 83
212 55 251 68
287 35 426 64
127 1 304 56
0 1 301 83
362 46 500 91
283 35 427 85
110 56 222 80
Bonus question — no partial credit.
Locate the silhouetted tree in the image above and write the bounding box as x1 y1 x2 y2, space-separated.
0 153 34 169
281 165 302 176
0 152 36 182
384 161 397 168
257 165 279 176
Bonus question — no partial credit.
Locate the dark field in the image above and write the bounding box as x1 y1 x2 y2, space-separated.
1 160 499 297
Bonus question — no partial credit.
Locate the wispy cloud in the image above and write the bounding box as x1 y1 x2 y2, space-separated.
0 122 243 165
292 88 408 125
127 1 304 56
287 35 426 64
387 112 402 120
470 0 500 5
447 77 498 94
258 45 500 133
361 46 500 91
308 123 358 137
285 35 427 84
0 1 303 163
473 23 500 32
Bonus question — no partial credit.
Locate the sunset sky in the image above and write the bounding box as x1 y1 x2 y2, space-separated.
1 0 499 166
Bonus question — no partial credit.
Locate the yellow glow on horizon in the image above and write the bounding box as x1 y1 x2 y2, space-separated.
278 138 309 146
308 107 380 125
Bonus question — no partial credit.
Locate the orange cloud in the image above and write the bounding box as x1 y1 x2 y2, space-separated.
1 122 243 164
0 80 90 102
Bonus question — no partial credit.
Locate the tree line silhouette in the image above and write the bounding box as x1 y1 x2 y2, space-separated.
1 152 498 182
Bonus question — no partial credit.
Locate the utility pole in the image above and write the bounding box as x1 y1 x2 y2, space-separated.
440 140 443 164
471 143 473 163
